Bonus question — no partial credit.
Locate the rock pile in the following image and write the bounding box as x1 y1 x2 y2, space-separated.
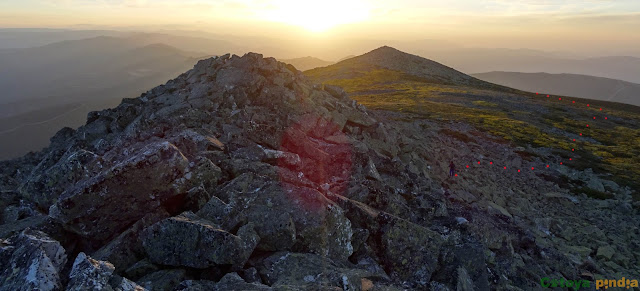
0 52 638 290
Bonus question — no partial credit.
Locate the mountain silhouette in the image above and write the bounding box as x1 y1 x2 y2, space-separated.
0 37 204 160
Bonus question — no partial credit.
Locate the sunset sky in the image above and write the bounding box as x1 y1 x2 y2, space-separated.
2 0 639 54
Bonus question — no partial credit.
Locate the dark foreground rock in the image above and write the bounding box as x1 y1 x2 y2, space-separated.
0 229 67 291
176 273 272 291
49 141 190 242
197 173 354 261
257 252 371 289
67 252 145 291
140 211 258 269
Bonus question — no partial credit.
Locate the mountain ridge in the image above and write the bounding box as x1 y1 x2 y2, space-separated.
279 56 334 71
0 37 203 159
0 49 638 290
335 46 489 86
472 71 640 106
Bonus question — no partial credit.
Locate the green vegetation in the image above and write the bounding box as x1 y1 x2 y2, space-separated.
472 100 498 107
306 65 640 199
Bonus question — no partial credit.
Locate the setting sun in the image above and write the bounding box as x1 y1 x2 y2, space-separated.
260 0 371 32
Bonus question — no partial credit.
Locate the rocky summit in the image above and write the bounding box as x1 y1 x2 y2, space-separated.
0 50 639 290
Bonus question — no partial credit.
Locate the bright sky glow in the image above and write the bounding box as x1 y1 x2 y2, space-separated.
259 0 371 32
0 0 639 55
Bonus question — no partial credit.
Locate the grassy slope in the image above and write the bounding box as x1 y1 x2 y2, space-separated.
305 65 640 199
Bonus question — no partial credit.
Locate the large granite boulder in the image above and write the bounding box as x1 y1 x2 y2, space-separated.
326 192 443 287
376 215 443 286
140 211 258 269
176 273 272 291
17 148 100 209
67 252 145 291
197 173 354 261
136 269 186 291
67 252 115 290
257 252 371 290
49 141 190 242
93 209 170 271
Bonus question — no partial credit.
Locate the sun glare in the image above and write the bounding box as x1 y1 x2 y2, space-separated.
261 0 370 32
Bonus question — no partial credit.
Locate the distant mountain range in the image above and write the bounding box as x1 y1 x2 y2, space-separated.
0 36 204 159
2 28 639 160
279 56 334 71
4 28 640 83
472 71 640 106
0 28 127 49
423 49 640 84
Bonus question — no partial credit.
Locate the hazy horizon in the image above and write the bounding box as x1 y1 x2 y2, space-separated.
2 0 640 58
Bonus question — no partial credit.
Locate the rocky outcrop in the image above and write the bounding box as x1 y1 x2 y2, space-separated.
257 252 370 289
0 229 67 291
66 252 146 291
67 252 115 290
136 269 185 291
197 173 354 261
93 209 170 271
176 273 272 291
0 51 637 290
18 149 101 209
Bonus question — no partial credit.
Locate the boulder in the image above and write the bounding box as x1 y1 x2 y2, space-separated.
140 212 258 269
49 141 190 242
257 252 370 289
279 114 353 187
597 245 615 260
587 178 606 193
487 201 512 219
376 214 443 286
0 214 49 239
241 267 261 284
0 229 67 291
433 242 490 291
197 173 354 261
67 253 145 291
174 280 218 291
109 275 147 291
456 267 475 291
344 110 377 127
1 200 39 224
67 252 116 290
93 209 170 271
18 149 100 209
169 129 225 156
176 273 272 291
137 269 186 291
124 259 159 281
188 156 223 195
323 84 348 99
326 193 443 287
365 158 383 181
184 186 212 212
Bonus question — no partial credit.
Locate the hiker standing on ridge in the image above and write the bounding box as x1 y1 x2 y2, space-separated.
449 161 455 177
